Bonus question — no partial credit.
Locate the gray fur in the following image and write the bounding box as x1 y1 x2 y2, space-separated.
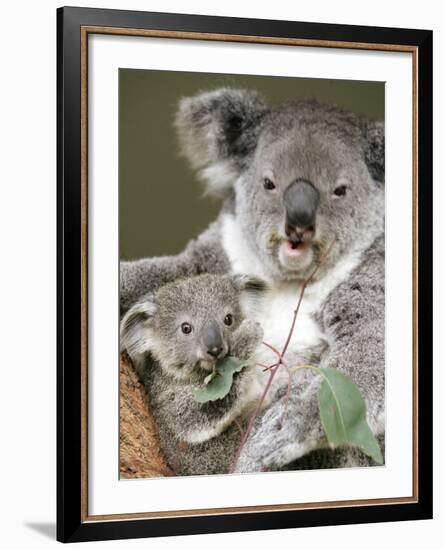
120 88 385 473
121 274 266 476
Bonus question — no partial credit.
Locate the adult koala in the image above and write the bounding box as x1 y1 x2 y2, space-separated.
120 88 385 472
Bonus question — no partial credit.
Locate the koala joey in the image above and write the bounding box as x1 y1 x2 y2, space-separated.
121 88 385 472
120 273 267 476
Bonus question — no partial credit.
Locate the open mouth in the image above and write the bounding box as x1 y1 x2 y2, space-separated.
282 239 310 257
277 237 315 270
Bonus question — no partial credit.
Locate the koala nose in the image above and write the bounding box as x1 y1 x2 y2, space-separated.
202 320 225 359
207 346 223 358
283 179 319 240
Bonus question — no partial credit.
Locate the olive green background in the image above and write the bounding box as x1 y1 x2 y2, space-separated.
119 69 384 260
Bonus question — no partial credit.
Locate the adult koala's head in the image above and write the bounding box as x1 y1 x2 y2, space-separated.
176 88 384 283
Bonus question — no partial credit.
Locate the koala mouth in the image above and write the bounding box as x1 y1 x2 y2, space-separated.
198 358 218 372
197 351 229 372
282 239 310 257
277 238 315 271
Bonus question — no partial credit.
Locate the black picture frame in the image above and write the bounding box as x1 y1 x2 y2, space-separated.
57 5 433 543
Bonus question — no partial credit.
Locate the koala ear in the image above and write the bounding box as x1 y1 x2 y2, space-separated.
362 120 385 184
175 88 268 197
120 294 158 360
232 274 269 317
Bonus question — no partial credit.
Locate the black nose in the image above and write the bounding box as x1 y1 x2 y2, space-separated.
202 320 225 359
283 179 319 239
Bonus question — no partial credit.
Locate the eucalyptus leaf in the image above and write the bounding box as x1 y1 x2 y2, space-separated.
317 367 383 464
193 356 245 403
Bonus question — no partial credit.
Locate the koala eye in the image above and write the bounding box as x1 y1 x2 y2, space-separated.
263 177 276 191
229 115 243 130
333 185 347 197
224 314 234 326
181 322 193 335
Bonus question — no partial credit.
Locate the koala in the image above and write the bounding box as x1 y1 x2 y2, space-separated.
120 273 267 476
120 88 385 473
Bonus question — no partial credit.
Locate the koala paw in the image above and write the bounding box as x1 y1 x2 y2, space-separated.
231 320 264 361
234 398 320 473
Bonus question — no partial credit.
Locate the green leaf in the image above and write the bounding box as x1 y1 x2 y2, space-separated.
193 357 245 403
317 367 383 464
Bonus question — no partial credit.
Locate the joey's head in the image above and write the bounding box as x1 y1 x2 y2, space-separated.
120 274 267 383
176 89 385 283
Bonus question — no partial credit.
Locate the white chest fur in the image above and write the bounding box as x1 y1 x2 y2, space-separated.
252 282 330 395
221 213 363 394
258 284 324 364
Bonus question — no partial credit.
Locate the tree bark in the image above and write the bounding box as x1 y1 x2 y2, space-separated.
119 354 172 479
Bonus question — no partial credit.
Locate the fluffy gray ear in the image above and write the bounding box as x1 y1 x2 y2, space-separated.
120 294 158 360
232 274 268 317
363 120 385 184
175 88 268 197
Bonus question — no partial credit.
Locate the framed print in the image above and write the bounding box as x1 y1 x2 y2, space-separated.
57 6 433 543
